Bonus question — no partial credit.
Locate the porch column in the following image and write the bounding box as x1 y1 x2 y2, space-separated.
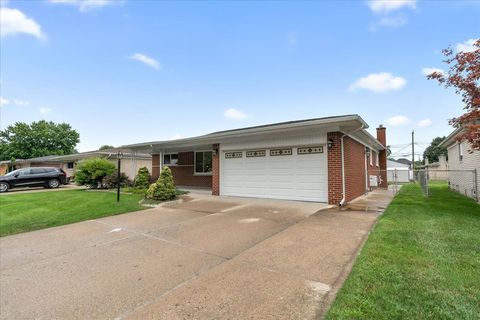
212 143 220 196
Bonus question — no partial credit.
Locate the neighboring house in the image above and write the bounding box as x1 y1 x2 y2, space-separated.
0 149 152 180
387 159 412 182
439 128 479 202
420 155 448 180
123 114 387 205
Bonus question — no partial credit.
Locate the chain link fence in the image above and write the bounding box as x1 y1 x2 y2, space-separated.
367 168 479 202
414 169 479 202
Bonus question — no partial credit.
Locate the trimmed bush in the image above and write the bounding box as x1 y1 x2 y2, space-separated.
146 166 176 201
101 172 131 189
74 158 116 188
134 167 151 189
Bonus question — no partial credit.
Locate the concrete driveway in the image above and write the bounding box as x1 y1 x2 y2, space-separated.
0 191 393 319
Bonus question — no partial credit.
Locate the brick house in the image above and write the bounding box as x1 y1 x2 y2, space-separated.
439 128 480 202
124 114 387 205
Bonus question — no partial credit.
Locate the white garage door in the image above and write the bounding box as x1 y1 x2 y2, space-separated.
220 146 328 202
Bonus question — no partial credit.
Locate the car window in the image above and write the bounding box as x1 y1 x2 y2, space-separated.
6 169 21 176
31 168 47 174
18 169 31 176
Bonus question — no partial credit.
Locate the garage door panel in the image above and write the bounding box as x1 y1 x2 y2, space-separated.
221 148 327 202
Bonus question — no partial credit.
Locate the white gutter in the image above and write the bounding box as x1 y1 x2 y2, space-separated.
339 123 366 206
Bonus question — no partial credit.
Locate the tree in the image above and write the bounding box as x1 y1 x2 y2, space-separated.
134 167 151 189
427 39 480 150
386 145 392 157
0 121 80 161
146 166 176 201
99 145 114 150
74 158 116 188
423 137 447 164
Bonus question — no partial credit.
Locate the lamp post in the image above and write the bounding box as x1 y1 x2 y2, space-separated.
117 151 123 202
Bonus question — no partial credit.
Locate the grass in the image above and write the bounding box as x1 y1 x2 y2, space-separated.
0 190 147 237
326 182 480 319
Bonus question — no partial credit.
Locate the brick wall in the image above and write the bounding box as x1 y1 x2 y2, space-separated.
151 154 160 181
212 143 220 195
327 132 343 205
344 137 368 202
169 151 212 188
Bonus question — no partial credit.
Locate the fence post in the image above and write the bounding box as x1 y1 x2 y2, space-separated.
474 169 479 202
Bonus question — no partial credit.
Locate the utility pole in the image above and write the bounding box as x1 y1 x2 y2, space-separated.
411 130 415 181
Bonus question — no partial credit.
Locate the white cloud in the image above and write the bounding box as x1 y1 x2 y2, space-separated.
418 118 432 127
129 53 161 70
224 108 247 120
0 7 45 39
377 15 407 28
385 115 411 126
48 0 122 12
0 96 9 106
367 0 416 14
13 99 29 106
39 107 52 114
349 72 406 93
455 39 478 53
421 67 445 76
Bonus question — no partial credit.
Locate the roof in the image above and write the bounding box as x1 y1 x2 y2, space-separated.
439 127 463 148
122 114 385 152
0 150 151 165
387 159 410 168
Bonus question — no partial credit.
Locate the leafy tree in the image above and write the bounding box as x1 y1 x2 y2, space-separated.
146 166 176 201
74 158 116 188
423 137 448 163
427 39 479 150
99 145 114 150
134 167 151 189
0 121 80 161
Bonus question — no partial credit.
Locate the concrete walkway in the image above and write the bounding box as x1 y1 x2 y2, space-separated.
0 190 394 319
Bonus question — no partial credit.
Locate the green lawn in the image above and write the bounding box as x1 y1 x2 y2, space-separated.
0 190 147 237
326 183 480 319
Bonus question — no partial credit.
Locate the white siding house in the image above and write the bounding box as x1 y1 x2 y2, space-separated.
440 128 480 202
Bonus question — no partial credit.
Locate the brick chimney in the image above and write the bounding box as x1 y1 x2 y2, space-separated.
377 125 388 187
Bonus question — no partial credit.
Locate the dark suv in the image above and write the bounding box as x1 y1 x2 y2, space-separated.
0 167 68 193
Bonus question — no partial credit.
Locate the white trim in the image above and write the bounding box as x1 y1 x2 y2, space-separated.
376 151 379 167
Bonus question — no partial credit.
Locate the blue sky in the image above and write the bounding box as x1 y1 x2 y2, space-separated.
1 0 478 159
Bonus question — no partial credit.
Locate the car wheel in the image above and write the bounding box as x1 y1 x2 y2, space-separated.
0 182 9 193
48 179 60 189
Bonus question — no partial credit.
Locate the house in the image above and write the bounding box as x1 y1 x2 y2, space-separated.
439 128 479 202
387 159 412 182
421 155 448 180
123 114 387 205
0 149 152 180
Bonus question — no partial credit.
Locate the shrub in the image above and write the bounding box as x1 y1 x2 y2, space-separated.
74 158 116 188
101 172 131 189
146 166 176 201
134 167 151 189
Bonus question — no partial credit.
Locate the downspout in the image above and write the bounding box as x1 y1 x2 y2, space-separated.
339 123 366 207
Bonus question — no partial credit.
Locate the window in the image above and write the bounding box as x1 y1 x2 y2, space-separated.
30 168 47 174
163 153 178 165
67 162 74 169
376 152 379 167
369 149 373 166
195 151 212 174
459 143 464 161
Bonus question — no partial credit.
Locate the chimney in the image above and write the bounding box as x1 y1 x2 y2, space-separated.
376 124 386 147
377 125 388 188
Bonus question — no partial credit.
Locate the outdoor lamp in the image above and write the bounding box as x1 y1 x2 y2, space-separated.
327 139 334 149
